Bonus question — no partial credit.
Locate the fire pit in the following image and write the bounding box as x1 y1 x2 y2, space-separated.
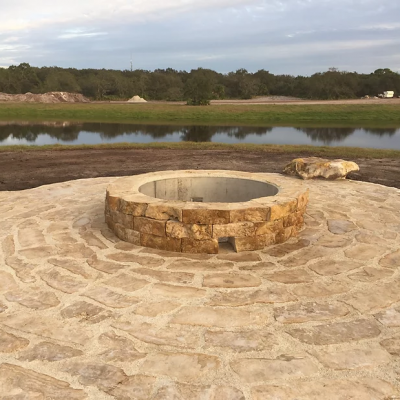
105 170 309 253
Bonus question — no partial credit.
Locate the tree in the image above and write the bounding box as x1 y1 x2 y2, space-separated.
184 69 214 105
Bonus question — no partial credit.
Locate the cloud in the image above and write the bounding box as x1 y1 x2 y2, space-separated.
0 0 399 74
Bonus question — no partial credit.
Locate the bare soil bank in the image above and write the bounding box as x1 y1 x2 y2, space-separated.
0 149 399 191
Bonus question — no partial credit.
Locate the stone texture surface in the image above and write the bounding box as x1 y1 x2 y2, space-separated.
283 157 359 180
1 174 400 399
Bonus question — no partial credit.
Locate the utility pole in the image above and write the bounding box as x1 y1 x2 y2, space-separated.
130 52 133 72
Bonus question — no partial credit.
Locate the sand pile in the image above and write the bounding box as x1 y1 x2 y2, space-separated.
128 95 147 103
0 92 90 103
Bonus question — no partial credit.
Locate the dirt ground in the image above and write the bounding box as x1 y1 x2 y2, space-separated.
0 149 399 191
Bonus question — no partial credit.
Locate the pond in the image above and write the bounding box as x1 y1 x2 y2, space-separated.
1 121 400 149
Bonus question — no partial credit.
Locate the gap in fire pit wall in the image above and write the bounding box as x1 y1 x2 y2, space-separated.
139 177 279 203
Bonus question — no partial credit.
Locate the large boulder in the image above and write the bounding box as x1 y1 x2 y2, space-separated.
283 157 359 180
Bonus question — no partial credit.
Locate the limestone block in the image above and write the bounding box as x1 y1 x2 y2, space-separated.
229 207 270 222
230 235 274 252
110 211 134 228
182 238 219 254
119 198 148 216
134 217 166 237
270 199 298 221
213 222 256 239
140 233 181 252
146 203 183 221
284 157 359 180
255 219 283 235
182 209 230 225
166 221 212 240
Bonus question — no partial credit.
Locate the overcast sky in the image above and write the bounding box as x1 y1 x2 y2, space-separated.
0 0 399 75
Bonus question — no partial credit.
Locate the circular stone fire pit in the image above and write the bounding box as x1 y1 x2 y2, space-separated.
105 170 309 254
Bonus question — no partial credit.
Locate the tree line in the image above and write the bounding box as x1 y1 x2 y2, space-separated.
0 63 399 102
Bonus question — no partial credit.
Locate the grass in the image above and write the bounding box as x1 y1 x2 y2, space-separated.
1 142 400 159
1 102 400 122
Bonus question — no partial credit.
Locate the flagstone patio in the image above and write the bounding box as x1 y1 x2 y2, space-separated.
0 174 399 399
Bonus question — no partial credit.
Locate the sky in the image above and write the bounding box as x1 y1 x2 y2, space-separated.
0 0 399 75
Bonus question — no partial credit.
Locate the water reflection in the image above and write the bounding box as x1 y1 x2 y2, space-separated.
0 121 399 148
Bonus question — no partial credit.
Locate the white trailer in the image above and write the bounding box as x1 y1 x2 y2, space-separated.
383 91 394 98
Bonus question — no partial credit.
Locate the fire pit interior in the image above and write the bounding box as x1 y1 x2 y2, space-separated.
105 170 309 254
139 177 279 203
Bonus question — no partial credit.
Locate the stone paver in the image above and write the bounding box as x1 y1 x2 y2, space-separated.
0 174 399 399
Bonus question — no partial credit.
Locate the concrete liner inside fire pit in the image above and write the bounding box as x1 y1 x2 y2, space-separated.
105 170 309 254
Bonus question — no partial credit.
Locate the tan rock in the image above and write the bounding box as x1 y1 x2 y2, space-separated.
134 216 166 236
39 269 88 293
230 207 270 222
231 234 273 252
87 256 125 274
355 232 388 246
19 245 54 259
167 259 233 272
49 257 94 278
288 319 381 345
141 233 182 252
97 331 146 362
18 341 83 361
283 157 359 180
132 267 193 284
274 302 349 323
0 301 7 313
5 256 37 282
274 226 294 244
255 219 283 236
150 283 206 299
203 273 261 288
312 347 391 369
269 199 297 221
263 239 310 257
265 269 313 284
374 307 400 327
79 231 108 249
107 375 156 400
171 306 267 328
290 280 350 298
216 252 261 262
327 219 357 234
348 267 394 282
5 289 60 310
103 272 150 292
231 356 318 383
154 384 245 400
166 221 212 240
0 363 87 400
344 244 387 260
181 237 218 254
2 234 15 257
0 329 29 352
146 202 183 221
252 378 396 400
0 314 92 345
182 208 230 224
134 301 181 317
140 352 220 382
0 271 19 293
110 210 134 227
119 198 147 216
63 362 127 391
317 234 351 248
342 282 400 313
84 286 139 308
18 227 47 247
60 301 110 322
56 242 94 258
379 249 400 268
239 261 277 271
213 222 256 238
205 330 276 352
113 321 199 348
208 288 296 306
308 259 361 275
380 336 400 356
279 245 334 267
106 252 164 267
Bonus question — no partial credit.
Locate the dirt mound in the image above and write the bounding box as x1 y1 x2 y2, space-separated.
128 95 147 103
0 92 90 103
